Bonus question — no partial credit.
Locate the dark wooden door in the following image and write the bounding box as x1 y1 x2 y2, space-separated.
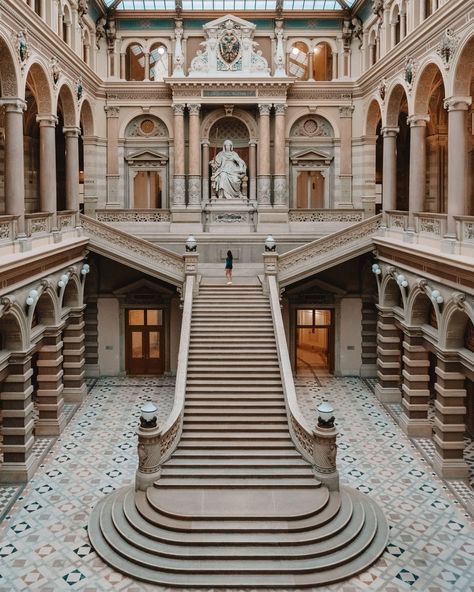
125 309 164 375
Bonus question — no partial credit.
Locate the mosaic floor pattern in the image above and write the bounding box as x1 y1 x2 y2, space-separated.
0 376 473 591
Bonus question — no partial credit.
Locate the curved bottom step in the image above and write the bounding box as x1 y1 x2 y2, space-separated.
88 484 389 588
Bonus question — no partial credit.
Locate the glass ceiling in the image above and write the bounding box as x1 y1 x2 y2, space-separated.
104 0 354 10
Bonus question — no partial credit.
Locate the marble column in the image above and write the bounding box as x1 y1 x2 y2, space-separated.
4 100 26 235
273 104 287 207
432 357 468 479
400 330 432 437
382 126 399 212
62 309 87 402
64 127 80 214
407 114 429 229
338 105 354 207
35 327 66 436
374 311 402 402
172 104 186 206
201 140 210 204
444 96 472 237
144 52 150 80
0 353 36 482
257 104 271 205
249 141 257 203
187 104 201 207
400 10 407 39
37 115 58 219
120 52 126 79
105 106 120 207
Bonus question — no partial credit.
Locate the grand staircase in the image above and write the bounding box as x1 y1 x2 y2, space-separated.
89 280 388 588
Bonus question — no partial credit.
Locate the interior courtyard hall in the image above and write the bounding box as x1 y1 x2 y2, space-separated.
0 0 473 589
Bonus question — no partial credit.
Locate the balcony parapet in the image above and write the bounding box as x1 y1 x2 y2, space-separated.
384 210 409 232
288 209 364 224
0 216 19 244
95 209 171 224
455 216 474 244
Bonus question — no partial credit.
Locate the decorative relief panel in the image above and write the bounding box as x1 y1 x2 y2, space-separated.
290 115 333 138
289 210 363 223
125 115 168 138
96 210 171 223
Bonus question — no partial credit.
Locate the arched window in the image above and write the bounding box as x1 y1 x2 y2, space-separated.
288 42 309 80
83 30 91 65
424 0 433 19
125 43 146 81
63 5 72 45
369 30 377 67
149 43 168 81
34 0 41 15
313 42 333 81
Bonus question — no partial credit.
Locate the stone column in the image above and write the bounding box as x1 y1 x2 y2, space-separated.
400 10 407 39
172 104 186 207
0 353 36 482
400 330 431 436
338 105 354 207
62 309 87 402
37 115 58 221
249 141 257 203
105 106 120 208
201 140 210 204
382 126 399 212
64 127 80 213
257 104 272 205
187 104 201 207
273 104 287 207
35 328 66 436
374 311 402 402
120 52 126 79
4 100 26 235
407 114 429 230
432 357 468 479
444 97 472 237
360 300 377 377
144 52 150 80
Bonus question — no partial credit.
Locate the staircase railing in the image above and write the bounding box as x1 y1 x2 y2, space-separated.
278 214 382 286
80 214 184 287
267 273 316 465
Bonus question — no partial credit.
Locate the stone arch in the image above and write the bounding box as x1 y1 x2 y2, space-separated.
62 277 80 309
0 308 27 351
123 113 170 139
286 108 338 138
414 60 446 115
0 32 20 98
364 98 383 136
380 275 402 308
450 33 474 97
385 81 410 127
80 99 95 137
24 60 53 116
289 114 334 139
120 37 147 54
406 286 434 326
32 289 58 328
441 298 474 350
56 82 77 127
201 108 258 142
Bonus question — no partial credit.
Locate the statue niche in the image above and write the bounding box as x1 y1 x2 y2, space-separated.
210 140 247 200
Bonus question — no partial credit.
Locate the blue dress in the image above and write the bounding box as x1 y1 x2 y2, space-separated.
225 255 233 270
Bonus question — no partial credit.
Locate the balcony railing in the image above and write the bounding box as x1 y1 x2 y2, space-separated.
385 210 409 231
0 216 18 244
455 216 474 244
25 212 53 236
95 209 171 223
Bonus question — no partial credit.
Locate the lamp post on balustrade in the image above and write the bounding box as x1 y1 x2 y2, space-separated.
313 401 339 491
135 401 162 491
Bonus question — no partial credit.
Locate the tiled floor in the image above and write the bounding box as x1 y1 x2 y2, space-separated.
0 376 473 591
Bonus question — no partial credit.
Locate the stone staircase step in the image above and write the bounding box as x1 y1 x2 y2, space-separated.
184 414 286 422
166 458 308 467
152 478 320 488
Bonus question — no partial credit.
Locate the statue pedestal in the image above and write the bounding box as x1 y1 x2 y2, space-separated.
203 199 256 233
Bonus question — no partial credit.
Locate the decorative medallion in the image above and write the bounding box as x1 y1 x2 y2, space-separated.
140 119 155 134
291 115 333 138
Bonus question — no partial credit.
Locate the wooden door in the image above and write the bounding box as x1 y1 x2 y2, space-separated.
125 309 164 375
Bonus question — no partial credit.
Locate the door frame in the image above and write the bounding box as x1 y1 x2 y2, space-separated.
124 307 166 376
294 307 335 375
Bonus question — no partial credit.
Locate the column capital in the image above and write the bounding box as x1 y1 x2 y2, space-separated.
338 105 355 118
381 126 399 137
104 105 120 118
443 96 472 112
201 139 210 147
36 114 58 127
258 104 272 116
187 103 201 115
173 103 185 115
407 114 430 127
63 126 81 137
0 99 27 113
274 104 287 115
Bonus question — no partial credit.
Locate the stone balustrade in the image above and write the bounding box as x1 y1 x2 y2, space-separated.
414 212 447 237
0 216 18 243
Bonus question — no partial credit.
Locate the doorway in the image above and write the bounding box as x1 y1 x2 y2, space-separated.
296 308 334 375
296 171 325 208
133 171 162 208
125 308 164 375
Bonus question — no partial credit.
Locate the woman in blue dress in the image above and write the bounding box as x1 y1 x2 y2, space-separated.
225 250 233 285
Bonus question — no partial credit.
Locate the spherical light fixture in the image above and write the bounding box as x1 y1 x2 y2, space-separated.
264 235 276 252
185 234 197 252
81 263 90 275
317 400 335 428
140 401 158 428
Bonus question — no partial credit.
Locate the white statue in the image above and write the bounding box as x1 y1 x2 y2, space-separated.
210 140 247 200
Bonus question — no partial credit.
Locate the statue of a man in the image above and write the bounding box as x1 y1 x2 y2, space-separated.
210 140 247 200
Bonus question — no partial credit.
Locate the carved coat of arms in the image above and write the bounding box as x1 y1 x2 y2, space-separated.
219 27 240 64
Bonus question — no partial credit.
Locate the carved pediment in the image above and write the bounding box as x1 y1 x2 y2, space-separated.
126 150 168 166
114 278 174 298
290 149 333 167
189 14 269 77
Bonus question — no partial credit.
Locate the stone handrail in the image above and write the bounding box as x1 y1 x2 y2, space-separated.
278 214 382 286
414 212 447 237
158 273 194 463
267 274 315 465
80 214 184 286
289 209 364 223
95 209 171 223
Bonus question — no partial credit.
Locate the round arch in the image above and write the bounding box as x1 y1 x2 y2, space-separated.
440 297 474 350
80 99 95 137
385 81 410 127
62 277 81 309
450 32 474 97
201 108 258 142
32 288 59 328
120 37 147 54
121 112 170 139
364 98 383 136
380 275 403 308
0 308 27 351
56 82 77 127
414 60 446 115
24 60 53 116
406 286 435 326
286 107 339 138
0 32 20 98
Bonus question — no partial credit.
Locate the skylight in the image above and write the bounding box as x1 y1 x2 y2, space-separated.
104 0 354 10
